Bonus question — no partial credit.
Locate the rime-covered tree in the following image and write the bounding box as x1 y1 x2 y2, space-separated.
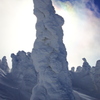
30 0 75 100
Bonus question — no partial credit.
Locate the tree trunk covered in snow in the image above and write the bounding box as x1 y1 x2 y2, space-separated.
30 0 75 100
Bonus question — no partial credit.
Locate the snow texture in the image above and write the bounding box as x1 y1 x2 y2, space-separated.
30 0 75 100
93 60 100 94
11 51 37 99
76 66 82 72
82 58 91 73
0 56 9 73
70 58 100 99
0 68 27 100
73 90 98 100
0 67 99 100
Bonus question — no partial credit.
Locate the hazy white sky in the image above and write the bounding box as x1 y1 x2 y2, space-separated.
0 0 36 68
0 0 100 69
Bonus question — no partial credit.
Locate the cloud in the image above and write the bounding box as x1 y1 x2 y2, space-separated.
52 0 100 68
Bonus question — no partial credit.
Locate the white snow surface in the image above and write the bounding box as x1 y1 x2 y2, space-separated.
11 51 37 99
74 90 98 100
0 56 9 73
30 0 75 100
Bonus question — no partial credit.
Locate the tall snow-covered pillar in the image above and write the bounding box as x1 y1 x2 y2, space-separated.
31 0 75 100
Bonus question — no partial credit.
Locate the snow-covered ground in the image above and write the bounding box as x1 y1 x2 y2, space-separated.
0 67 99 100
74 90 98 100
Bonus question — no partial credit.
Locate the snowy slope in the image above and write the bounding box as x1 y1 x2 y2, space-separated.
0 68 27 100
0 67 99 100
74 90 99 100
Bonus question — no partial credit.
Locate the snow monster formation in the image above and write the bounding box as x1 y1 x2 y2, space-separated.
30 0 75 100
0 56 9 73
93 60 100 95
11 51 37 99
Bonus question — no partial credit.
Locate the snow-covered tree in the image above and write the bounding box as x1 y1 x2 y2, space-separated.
30 0 75 100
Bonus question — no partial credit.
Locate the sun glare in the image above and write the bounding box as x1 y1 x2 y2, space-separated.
53 0 100 68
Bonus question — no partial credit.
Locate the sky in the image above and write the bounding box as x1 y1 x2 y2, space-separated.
0 0 100 69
